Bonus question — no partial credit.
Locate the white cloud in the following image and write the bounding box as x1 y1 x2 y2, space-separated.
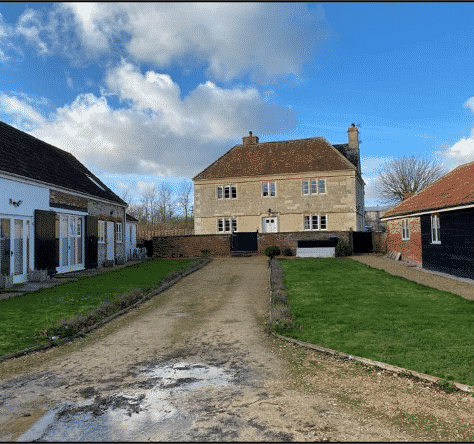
25 3 330 81
2 63 297 178
0 93 45 126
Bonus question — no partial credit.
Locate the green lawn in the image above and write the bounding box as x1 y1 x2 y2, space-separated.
276 257 474 386
0 258 194 358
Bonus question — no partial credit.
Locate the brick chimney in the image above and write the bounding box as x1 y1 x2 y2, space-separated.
242 131 259 146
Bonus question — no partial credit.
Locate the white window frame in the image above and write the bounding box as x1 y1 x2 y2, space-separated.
401 219 410 240
217 218 237 233
116 222 123 243
318 179 326 194
304 215 310 230
303 178 326 195
302 180 309 195
304 214 327 231
217 184 236 200
320 214 327 230
431 214 440 244
98 220 105 244
262 181 276 197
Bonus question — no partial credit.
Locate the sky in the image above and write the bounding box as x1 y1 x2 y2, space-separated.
1 2 474 210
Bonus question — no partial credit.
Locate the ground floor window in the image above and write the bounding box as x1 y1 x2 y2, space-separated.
217 218 237 233
304 214 327 230
401 219 410 240
431 214 440 243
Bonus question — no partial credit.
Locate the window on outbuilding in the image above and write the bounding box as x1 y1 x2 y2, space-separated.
431 214 440 244
401 219 410 240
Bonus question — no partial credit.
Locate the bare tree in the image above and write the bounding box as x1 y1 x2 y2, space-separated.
140 184 158 223
157 182 176 222
176 180 193 219
375 155 445 205
118 181 137 204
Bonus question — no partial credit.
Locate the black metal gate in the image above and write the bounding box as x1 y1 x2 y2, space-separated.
352 232 373 254
231 232 258 252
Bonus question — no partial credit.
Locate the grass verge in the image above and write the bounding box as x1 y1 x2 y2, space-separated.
274 257 474 387
0 258 196 358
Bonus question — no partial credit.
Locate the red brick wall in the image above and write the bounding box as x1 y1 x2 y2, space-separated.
386 217 422 266
257 231 352 255
153 234 231 257
372 231 387 253
152 231 353 258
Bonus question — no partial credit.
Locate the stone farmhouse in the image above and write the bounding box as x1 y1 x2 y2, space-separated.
193 124 365 235
381 160 474 279
0 120 136 286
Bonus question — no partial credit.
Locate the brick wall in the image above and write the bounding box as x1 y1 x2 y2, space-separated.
153 234 232 258
152 230 353 258
257 231 352 255
372 231 387 253
386 217 422 266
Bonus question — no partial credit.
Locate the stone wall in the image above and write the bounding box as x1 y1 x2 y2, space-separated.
194 170 364 234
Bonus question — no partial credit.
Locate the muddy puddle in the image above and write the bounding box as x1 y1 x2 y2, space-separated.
17 361 238 442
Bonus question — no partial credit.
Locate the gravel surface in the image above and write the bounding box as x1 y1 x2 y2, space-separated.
0 256 472 441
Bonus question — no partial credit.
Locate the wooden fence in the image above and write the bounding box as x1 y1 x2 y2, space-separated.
137 228 194 240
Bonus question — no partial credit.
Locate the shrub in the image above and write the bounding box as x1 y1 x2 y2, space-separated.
335 239 352 257
281 248 293 256
264 246 281 260
201 249 210 257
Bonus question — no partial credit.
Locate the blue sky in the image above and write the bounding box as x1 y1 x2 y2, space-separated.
1 3 474 209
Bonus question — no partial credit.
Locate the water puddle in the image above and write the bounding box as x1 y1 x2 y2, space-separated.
17 362 237 442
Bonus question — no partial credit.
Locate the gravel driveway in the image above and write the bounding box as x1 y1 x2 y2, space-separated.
0 256 472 441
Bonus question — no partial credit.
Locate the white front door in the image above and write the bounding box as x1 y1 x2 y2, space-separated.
106 221 114 260
263 217 278 233
56 214 84 274
0 216 31 284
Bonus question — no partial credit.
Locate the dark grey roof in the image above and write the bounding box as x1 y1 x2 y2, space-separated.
0 120 126 205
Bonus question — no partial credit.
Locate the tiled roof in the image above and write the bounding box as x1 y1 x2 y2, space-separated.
0 120 126 205
382 161 474 219
193 137 357 181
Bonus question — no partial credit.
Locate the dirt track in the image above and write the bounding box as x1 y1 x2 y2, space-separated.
0 257 472 441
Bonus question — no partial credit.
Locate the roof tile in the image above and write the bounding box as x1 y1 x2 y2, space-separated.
0 120 125 205
382 161 474 218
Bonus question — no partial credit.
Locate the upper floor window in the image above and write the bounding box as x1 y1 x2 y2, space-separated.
98 220 105 244
431 214 440 244
319 179 326 194
116 222 123 243
401 219 410 240
262 182 276 197
303 178 326 195
217 185 237 200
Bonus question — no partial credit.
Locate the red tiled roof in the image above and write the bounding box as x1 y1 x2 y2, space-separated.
193 137 357 181
382 161 474 218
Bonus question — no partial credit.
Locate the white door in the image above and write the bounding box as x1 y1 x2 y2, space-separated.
56 214 84 274
0 216 31 284
106 221 114 261
263 217 278 233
